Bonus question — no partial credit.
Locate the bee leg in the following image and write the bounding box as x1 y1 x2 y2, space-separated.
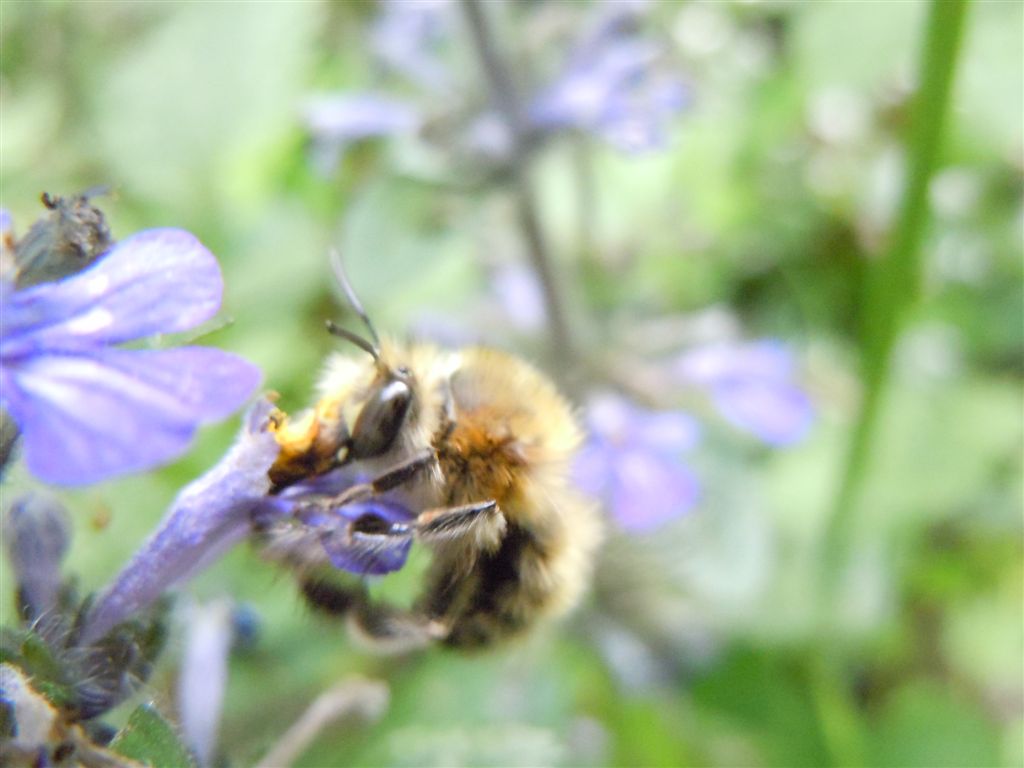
300 579 444 652
330 449 437 506
300 578 363 616
410 501 505 548
268 405 352 492
350 500 503 548
348 594 448 653
293 503 502 578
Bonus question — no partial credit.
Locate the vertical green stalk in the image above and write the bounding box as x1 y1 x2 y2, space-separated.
824 0 970 584
815 4 970 765
810 651 866 767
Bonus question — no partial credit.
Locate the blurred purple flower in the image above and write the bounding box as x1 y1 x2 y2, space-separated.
574 393 701 532
178 599 234 768
3 493 70 640
675 340 813 445
305 0 687 167
304 93 420 171
370 0 453 92
530 4 688 152
0 227 261 485
81 399 280 644
305 94 419 146
491 262 546 332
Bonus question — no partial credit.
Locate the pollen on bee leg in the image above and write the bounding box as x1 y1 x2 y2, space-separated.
268 398 352 488
270 410 317 452
312 397 350 459
267 410 323 487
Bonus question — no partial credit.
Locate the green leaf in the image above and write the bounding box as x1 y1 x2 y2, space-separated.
93 2 320 211
109 705 196 768
607 696 693 768
691 647 832 767
1 633 74 709
15 633 76 709
868 682 1001 768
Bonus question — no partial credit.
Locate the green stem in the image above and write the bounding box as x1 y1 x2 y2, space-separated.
459 0 575 362
810 651 865 767
825 0 970 587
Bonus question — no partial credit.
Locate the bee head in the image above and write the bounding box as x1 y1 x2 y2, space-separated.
324 248 415 460
348 363 413 459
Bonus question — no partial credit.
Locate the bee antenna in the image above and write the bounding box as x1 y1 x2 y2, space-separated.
329 247 381 349
326 320 380 362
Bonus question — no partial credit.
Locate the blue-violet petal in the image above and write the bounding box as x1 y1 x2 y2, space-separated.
1 228 224 348
3 346 260 485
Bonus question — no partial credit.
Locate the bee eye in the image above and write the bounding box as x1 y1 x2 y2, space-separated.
349 377 412 458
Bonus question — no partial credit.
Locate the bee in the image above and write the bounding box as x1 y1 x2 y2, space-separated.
260 253 602 651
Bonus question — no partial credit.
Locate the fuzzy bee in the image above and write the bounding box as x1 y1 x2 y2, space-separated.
259 254 601 651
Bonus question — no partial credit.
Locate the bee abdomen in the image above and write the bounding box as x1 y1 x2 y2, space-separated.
438 524 552 649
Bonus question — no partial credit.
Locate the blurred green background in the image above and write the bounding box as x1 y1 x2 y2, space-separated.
1 1 1021 766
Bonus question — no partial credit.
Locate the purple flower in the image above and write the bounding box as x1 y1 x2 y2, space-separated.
80 399 280 644
301 3 439 168
370 0 453 92
270 469 417 576
675 340 813 445
530 4 688 152
178 599 234 768
304 499 415 576
574 393 701 532
3 494 70 640
305 0 688 168
0 227 261 485
491 262 546 332
304 93 422 172
304 93 420 163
